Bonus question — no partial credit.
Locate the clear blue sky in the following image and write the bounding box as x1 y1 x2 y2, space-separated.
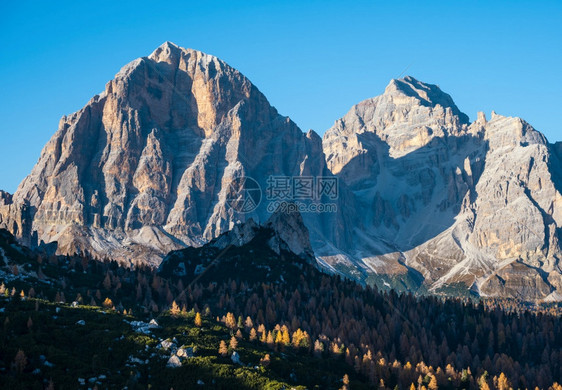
1 0 561 193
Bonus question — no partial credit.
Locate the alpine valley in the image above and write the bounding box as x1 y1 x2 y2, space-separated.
2 42 562 303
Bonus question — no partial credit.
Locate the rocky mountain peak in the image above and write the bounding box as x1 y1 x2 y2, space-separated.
0 191 12 206
384 76 469 124
147 41 221 73
322 75 562 301
323 76 470 178
1 43 329 265
149 41 183 61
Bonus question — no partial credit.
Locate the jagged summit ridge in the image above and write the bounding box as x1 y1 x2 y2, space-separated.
150 41 183 59
384 76 469 123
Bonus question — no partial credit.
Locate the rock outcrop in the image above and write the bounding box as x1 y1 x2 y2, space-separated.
209 209 314 260
0 190 30 241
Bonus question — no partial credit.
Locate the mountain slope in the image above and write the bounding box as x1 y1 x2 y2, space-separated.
323 76 562 300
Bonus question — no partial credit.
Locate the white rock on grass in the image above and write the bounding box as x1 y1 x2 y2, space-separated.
231 351 242 365
166 355 181 368
148 319 159 328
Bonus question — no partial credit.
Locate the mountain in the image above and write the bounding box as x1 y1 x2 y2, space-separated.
2 43 562 301
323 76 562 301
0 42 345 266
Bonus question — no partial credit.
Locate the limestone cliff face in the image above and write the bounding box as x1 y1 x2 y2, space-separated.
0 191 30 240
323 77 562 301
3 43 562 301
4 42 333 265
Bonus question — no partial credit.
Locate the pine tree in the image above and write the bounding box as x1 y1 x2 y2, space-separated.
313 339 324 357
260 353 271 367
428 375 438 390
170 300 180 316
225 312 236 329
218 340 228 357
497 373 510 390
275 330 283 344
165 286 174 304
103 272 112 290
266 331 275 348
281 328 291 346
341 374 350 390
478 373 491 390
230 335 238 350
291 329 300 347
249 328 258 341
354 356 361 373
195 312 202 327
13 350 27 373
244 316 253 330
345 348 354 366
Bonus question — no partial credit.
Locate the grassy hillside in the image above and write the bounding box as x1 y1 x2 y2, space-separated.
0 296 364 389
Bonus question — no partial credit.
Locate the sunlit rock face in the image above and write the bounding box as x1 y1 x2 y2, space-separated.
323 76 562 301
1 42 339 265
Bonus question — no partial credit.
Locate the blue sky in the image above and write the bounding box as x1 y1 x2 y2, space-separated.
0 0 561 193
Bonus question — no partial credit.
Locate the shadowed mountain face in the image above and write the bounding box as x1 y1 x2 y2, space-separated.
323 76 562 301
1 43 562 300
